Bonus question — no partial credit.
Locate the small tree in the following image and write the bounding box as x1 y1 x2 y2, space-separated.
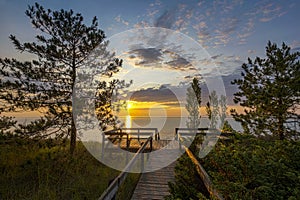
231 41 300 140
185 78 201 129
0 3 124 154
205 91 227 129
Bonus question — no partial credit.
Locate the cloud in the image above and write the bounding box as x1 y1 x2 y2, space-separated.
134 0 295 49
128 48 163 66
247 1 285 24
129 85 181 103
133 21 151 29
214 17 239 45
127 47 196 72
126 76 240 107
164 53 193 71
290 40 300 51
196 54 244 76
183 74 203 81
248 49 256 54
154 10 176 29
127 83 210 106
151 4 193 32
221 17 239 35
197 29 211 44
164 57 191 70
292 47 300 52
211 54 223 60
125 72 242 107
114 15 129 26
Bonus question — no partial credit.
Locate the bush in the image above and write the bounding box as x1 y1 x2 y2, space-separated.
202 134 300 199
167 132 300 200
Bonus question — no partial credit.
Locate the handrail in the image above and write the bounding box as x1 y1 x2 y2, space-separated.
104 128 160 140
184 146 224 200
98 136 153 200
176 128 224 200
175 127 221 136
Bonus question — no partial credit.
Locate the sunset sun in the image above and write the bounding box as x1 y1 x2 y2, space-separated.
126 101 134 111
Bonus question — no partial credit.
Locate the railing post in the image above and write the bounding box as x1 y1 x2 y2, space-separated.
179 133 182 151
141 152 144 172
102 133 105 159
126 133 129 150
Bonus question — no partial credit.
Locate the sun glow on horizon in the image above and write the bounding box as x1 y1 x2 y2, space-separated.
125 115 131 128
126 101 133 110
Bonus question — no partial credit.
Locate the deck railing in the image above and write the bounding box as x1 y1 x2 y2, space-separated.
98 136 153 200
175 128 224 200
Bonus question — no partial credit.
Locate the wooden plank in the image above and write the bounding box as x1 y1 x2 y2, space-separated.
131 154 177 200
99 137 153 200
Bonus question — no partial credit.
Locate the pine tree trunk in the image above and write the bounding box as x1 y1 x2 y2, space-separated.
278 118 284 140
70 117 77 155
71 50 77 155
278 98 285 140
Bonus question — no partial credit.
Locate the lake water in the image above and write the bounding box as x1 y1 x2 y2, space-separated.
12 116 299 140
118 116 243 139
15 116 243 139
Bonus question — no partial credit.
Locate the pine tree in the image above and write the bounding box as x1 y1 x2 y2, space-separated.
0 3 124 154
185 78 201 129
205 91 218 129
231 41 300 140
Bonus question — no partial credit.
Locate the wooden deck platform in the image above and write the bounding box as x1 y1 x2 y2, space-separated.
110 138 172 152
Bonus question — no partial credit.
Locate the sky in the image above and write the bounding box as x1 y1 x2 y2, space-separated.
1 0 300 117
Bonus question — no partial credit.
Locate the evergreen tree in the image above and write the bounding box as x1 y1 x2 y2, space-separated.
0 3 124 154
231 41 300 140
185 78 201 129
205 91 227 129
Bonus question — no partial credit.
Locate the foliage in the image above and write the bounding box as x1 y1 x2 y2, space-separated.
222 120 235 133
202 133 300 200
0 3 126 153
0 115 16 135
168 131 300 200
205 91 227 129
116 173 141 200
95 79 132 131
185 78 202 129
0 137 120 200
166 135 210 200
231 41 300 139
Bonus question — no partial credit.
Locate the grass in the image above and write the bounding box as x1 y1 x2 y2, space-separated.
116 172 141 200
0 136 122 200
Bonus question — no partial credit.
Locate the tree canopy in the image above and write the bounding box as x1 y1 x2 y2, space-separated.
0 3 125 154
231 41 300 140
185 78 202 129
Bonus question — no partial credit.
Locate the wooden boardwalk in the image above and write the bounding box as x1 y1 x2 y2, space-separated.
131 140 181 200
100 128 224 200
131 161 176 200
104 130 181 199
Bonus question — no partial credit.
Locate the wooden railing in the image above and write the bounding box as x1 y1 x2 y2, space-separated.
185 147 223 200
98 136 153 200
176 128 224 200
104 128 159 143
